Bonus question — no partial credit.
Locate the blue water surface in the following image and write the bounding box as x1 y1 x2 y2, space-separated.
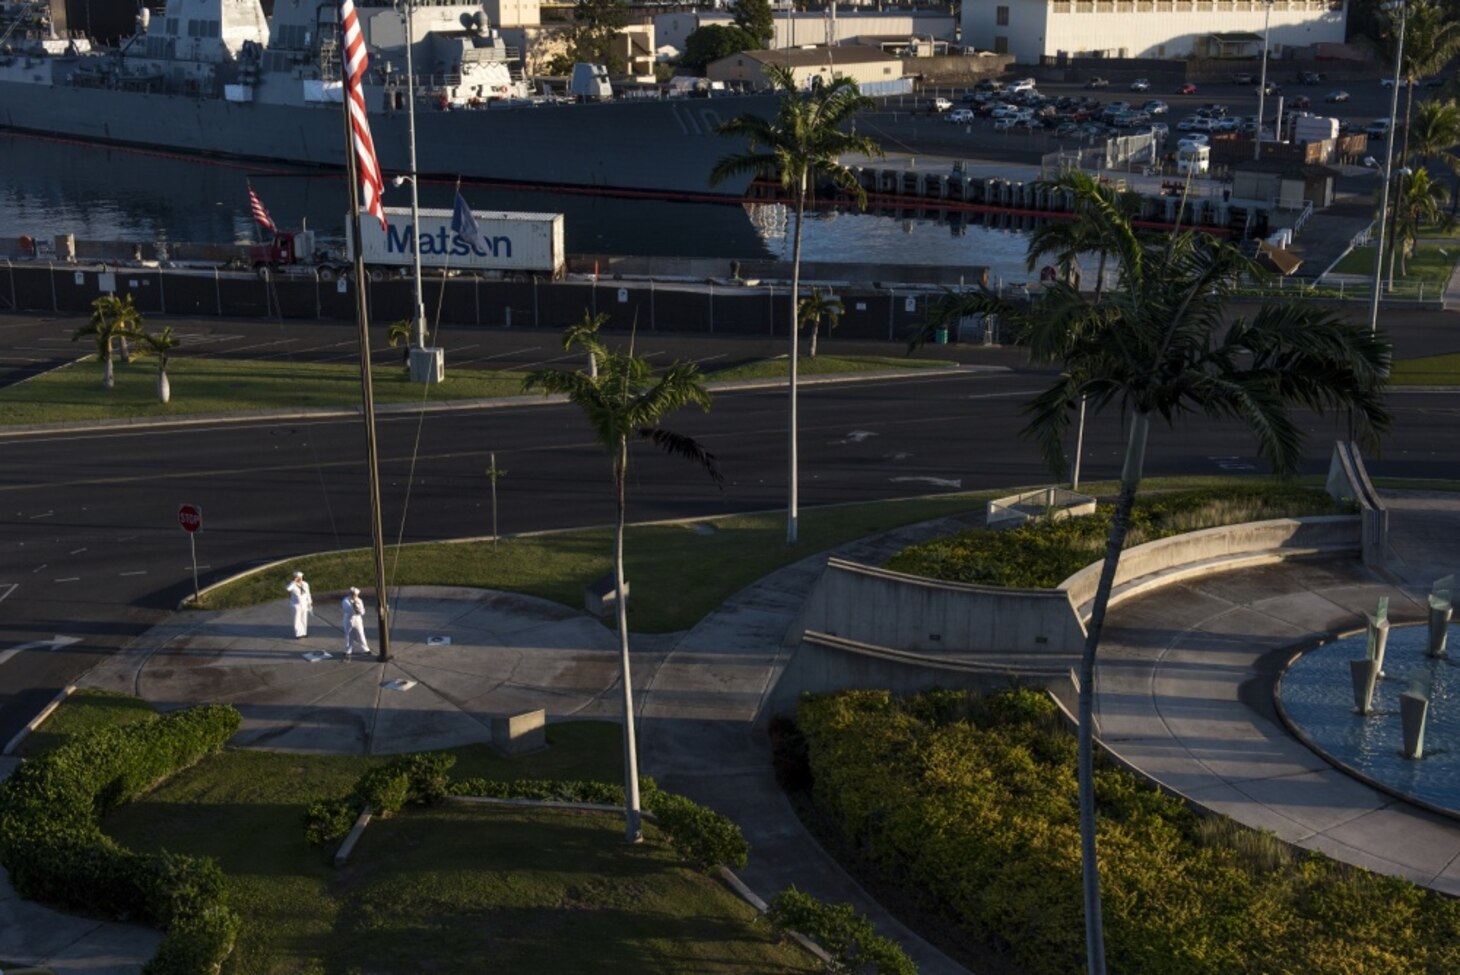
1280 622 1460 816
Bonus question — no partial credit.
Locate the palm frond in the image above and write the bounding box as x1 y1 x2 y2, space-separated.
638 427 724 489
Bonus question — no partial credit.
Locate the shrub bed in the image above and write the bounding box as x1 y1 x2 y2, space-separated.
884 484 1344 589
796 688 1460 975
0 704 242 974
305 765 749 873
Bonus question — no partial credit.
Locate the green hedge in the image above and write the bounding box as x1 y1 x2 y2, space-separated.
796 689 1460 975
0 704 242 974
307 769 747 873
885 485 1344 588
766 887 917 975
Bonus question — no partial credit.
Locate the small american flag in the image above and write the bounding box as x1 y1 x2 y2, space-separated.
246 182 276 234
340 0 386 230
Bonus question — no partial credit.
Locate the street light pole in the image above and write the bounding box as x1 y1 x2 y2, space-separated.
396 0 427 350
1254 0 1274 161
1368 0 1407 334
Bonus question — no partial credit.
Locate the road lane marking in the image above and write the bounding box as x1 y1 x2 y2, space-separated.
31 564 46 573
53 577 80 583
891 476 963 489
0 635 83 670
0 583 16 604
70 547 87 555
28 511 53 519
119 570 147 577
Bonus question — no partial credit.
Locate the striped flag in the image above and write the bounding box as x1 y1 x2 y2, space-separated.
340 0 386 231
246 182 276 234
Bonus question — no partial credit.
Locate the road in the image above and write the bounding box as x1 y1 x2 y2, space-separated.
3 317 1458 745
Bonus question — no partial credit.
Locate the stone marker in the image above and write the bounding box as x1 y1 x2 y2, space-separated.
492 708 547 756
1350 659 1379 715
1430 597 1452 658
1366 613 1391 676
585 573 627 617
1400 692 1429 760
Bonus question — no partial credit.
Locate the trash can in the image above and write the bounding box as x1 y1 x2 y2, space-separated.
933 326 949 345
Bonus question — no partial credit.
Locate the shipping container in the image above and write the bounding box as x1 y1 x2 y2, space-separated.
1292 115 1339 144
348 208 564 274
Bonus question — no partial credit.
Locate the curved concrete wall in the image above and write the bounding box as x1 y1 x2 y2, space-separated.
802 557 1087 655
1059 515 1360 617
803 516 1361 658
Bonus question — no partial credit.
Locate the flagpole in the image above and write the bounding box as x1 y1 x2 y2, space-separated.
341 67 393 665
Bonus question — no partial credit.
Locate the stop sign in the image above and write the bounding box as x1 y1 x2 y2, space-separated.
178 504 202 533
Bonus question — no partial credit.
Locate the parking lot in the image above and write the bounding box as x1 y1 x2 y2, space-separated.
865 73 1436 168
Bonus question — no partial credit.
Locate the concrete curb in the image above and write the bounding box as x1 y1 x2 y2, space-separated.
2 684 76 756
0 365 988 439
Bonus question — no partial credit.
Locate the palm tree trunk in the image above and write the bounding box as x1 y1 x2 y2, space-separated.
613 442 643 843
102 355 114 391
1094 252 1107 300
157 366 170 404
1076 410 1149 975
787 170 807 546
809 320 818 358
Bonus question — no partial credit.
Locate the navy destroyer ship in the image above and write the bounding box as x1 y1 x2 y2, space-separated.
0 0 775 197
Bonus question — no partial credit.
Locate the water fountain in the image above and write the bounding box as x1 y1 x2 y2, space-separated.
1278 577 1459 817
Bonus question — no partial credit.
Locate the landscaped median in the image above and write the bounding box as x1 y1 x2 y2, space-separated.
0 352 957 426
2 691 917 974
783 687 1460 975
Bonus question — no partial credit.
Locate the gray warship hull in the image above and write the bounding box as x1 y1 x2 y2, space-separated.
0 83 774 197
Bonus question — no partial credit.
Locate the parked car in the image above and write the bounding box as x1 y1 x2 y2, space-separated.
1149 122 1170 137
1199 102 1229 117
1010 78 1037 93
1366 119 1392 139
1325 89 1351 102
993 115 1022 131
946 108 975 123
1177 134 1210 150
1380 77 1415 88
1130 78 1151 91
976 78 1004 92
1214 116 1239 132
1231 71 1256 85
1291 95 1312 110
1177 83 1198 95
1142 100 1169 115
1086 76 1110 89
931 97 953 112
1424 76 1446 88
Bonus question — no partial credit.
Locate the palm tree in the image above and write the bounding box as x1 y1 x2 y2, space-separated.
1408 98 1460 214
563 309 610 378
1393 167 1454 274
797 287 842 358
523 328 722 843
135 325 181 403
917 187 1392 975
73 294 143 390
387 318 415 370
1024 174 1144 298
1381 0 1460 283
711 64 881 545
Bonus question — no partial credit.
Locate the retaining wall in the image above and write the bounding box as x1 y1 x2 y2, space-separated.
763 631 1064 717
804 515 1361 658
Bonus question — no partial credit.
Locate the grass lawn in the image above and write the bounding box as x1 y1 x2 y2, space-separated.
201 475 1298 633
1391 351 1460 385
21 694 814 975
707 354 956 382
1330 244 1457 291
0 353 957 426
0 356 530 424
13 688 157 758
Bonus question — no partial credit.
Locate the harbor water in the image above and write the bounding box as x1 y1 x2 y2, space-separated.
0 133 1038 286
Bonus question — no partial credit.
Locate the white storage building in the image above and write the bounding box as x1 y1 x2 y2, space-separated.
963 0 1346 65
